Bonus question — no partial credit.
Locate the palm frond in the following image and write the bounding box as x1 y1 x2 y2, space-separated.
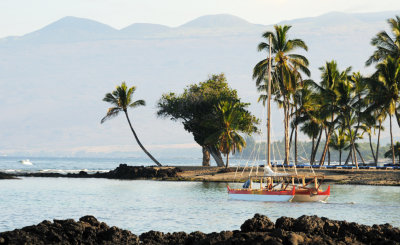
101 107 122 124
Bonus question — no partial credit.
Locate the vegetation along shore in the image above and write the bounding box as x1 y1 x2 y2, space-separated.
97 15 400 170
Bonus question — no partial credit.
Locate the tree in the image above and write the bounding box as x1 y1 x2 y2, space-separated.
366 15 400 66
384 142 400 164
206 101 247 168
314 61 351 166
367 15 400 128
329 129 349 165
157 74 258 167
369 56 400 165
253 25 310 166
101 82 161 166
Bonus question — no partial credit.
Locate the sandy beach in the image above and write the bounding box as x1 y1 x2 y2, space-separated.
175 166 400 186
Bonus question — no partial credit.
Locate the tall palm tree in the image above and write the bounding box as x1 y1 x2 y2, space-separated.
314 61 352 166
101 82 162 166
367 15 400 128
253 25 310 166
366 16 400 66
206 101 247 168
370 57 400 165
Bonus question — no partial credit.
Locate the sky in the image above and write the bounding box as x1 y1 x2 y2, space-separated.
0 0 399 38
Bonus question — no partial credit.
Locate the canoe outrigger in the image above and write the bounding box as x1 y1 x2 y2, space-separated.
292 174 330 202
227 176 295 202
227 170 330 202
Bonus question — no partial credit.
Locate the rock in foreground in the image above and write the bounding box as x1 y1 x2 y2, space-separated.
1 214 399 244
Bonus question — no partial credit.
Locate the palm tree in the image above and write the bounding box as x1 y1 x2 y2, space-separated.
253 25 310 166
384 142 400 164
370 57 400 165
101 82 162 166
206 101 247 168
314 61 352 166
330 129 349 165
367 15 400 128
366 16 400 66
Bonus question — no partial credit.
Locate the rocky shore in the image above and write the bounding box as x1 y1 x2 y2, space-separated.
2 164 400 186
1 214 399 244
10 164 181 180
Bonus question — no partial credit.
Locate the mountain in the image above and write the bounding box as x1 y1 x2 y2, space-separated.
18 16 119 43
179 14 257 28
0 11 399 157
120 23 171 38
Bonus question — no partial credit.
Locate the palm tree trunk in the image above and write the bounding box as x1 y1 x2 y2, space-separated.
375 121 382 166
356 146 366 165
226 153 230 169
311 128 323 165
368 132 376 163
208 146 225 167
339 149 342 165
325 129 330 166
347 121 358 169
345 150 351 165
319 127 333 166
311 134 315 164
390 114 395 165
124 111 162 166
202 146 210 166
295 124 298 165
284 103 290 166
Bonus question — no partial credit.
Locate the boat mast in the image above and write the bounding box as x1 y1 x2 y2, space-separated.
267 34 272 168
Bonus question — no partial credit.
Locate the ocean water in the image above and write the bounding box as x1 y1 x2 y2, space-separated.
0 156 247 174
0 178 399 234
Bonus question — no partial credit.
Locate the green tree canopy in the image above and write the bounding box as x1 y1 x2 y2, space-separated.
157 74 259 166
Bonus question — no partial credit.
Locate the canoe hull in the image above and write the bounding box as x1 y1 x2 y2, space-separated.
229 193 294 202
227 186 295 202
292 185 330 202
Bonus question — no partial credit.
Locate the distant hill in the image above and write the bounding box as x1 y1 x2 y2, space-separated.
0 11 399 158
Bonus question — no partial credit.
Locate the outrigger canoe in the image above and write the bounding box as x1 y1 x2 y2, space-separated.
227 174 330 202
227 185 295 202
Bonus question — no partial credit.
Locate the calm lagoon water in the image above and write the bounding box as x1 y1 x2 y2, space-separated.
1 178 399 234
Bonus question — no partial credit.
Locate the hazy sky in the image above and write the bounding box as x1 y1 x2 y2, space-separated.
1 0 399 38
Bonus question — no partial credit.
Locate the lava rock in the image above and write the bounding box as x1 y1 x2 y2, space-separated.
240 213 275 232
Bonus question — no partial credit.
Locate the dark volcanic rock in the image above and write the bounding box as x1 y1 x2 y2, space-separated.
104 164 180 179
14 164 181 180
0 172 17 179
1 214 400 245
241 213 275 232
0 216 139 245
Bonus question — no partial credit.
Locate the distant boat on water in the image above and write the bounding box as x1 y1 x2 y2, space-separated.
19 159 33 165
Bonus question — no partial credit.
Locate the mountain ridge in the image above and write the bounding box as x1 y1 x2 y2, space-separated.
0 10 399 156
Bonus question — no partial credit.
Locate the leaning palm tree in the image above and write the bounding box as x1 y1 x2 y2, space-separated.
101 82 161 166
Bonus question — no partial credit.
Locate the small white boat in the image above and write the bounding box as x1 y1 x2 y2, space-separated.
19 159 33 165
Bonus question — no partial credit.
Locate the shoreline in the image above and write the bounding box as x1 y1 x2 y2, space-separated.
1 164 400 186
1 214 399 244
